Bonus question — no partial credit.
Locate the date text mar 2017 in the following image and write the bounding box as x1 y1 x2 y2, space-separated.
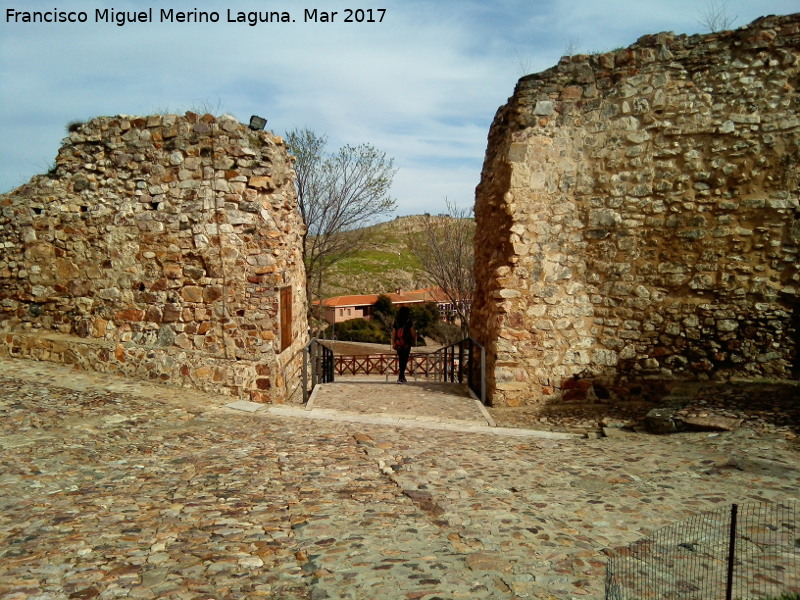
304 9 386 22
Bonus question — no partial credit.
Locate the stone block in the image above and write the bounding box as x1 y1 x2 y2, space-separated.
226 400 266 413
588 208 622 227
465 551 514 573
116 309 145 322
644 408 681 434
533 101 554 116
679 416 743 432
248 176 273 190
717 319 739 332
180 286 204 303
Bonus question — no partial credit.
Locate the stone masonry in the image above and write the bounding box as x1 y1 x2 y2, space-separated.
473 14 800 406
0 113 309 403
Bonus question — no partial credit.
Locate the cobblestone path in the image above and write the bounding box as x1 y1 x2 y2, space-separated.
1 358 798 600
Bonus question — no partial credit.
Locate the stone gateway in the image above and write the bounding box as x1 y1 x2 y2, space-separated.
472 14 800 407
0 113 309 403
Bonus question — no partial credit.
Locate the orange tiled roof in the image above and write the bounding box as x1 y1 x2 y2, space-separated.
317 294 380 308
415 286 450 302
315 287 452 307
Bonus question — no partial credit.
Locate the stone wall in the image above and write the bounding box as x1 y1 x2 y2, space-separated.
473 14 800 406
0 113 309 402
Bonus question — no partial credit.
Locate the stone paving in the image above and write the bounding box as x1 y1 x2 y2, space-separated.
309 377 490 423
1 357 799 600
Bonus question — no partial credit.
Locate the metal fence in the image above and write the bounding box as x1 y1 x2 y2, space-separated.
606 501 799 600
333 353 425 377
328 337 486 404
427 336 486 403
301 338 334 402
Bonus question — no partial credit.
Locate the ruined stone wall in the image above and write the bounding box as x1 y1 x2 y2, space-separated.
0 113 309 402
473 14 800 406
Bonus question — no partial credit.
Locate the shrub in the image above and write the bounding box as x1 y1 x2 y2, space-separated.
409 302 440 339
334 318 390 344
431 322 463 346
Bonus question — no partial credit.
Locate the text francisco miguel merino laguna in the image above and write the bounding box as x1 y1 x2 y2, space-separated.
5 7 387 26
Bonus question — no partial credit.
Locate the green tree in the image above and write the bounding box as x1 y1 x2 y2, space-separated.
409 303 439 342
372 294 396 339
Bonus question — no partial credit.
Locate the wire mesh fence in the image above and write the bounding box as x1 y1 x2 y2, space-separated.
605 501 799 600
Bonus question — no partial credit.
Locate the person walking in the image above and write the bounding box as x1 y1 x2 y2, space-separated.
391 306 416 383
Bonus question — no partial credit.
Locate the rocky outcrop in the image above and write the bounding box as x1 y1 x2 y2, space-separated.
0 113 308 402
473 14 800 406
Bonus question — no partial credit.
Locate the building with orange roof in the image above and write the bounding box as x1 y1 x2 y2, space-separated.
315 287 467 324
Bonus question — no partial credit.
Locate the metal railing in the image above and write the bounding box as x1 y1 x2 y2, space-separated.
605 501 799 600
329 337 486 404
331 352 460 378
427 337 486 403
334 353 400 376
302 338 334 402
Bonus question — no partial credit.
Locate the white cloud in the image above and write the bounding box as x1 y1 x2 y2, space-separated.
1 0 797 214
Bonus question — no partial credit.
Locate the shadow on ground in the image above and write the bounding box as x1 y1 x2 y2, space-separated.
487 380 800 437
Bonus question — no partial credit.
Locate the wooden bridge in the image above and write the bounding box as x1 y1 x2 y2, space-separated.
302 337 486 404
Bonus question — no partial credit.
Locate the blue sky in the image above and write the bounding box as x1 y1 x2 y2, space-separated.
1 0 797 216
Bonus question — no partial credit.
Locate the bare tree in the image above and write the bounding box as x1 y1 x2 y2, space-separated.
408 200 475 335
514 46 534 78
698 0 737 32
286 128 397 325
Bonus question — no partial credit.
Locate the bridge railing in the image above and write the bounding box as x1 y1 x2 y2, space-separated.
334 353 398 376
428 337 486 404
302 338 334 403
329 337 486 404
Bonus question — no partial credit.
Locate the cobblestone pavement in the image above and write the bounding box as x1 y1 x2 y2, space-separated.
296 377 511 433
1 358 799 600
309 377 487 422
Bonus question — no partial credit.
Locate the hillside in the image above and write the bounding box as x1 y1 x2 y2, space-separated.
320 215 453 297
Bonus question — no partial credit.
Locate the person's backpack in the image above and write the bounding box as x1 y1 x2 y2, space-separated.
393 324 410 350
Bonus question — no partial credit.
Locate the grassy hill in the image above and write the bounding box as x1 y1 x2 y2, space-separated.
320 215 442 297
